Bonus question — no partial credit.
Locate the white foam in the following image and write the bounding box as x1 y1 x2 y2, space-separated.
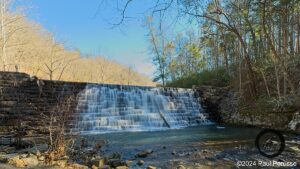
71 85 210 134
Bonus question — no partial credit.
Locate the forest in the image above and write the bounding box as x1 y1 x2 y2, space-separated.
143 0 300 102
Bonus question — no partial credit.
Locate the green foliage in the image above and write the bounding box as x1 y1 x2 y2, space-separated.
166 68 230 88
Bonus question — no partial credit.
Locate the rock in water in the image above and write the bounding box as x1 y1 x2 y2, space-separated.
108 159 127 168
137 160 144 166
125 160 132 166
137 149 153 158
290 146 300 152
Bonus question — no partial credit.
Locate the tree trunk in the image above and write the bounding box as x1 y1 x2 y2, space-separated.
262 2 296 94
234 30 257 96
297 12 300 54
1 2 7 71
220 28 229 72
261 70 270 97
275 64 281 99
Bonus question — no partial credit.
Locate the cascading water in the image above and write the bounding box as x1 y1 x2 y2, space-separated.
72 84 210 134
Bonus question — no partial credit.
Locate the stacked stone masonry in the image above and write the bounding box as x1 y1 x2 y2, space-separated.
0 72 85 136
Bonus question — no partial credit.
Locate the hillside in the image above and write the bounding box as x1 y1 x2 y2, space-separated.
0 2 155 86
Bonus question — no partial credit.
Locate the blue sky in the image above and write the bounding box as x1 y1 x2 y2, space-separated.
14 0 197 78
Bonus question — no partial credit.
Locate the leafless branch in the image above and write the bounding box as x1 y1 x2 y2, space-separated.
111 0 134 26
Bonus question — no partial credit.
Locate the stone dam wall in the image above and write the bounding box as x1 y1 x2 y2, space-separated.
0 72 208 136
0 72 86 136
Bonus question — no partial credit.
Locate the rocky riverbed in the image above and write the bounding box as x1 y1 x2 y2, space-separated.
1 125 299 169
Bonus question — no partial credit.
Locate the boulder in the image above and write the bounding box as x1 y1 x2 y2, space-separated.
22 156 39 167
99 158 105 167
177 165 186 169
35 151 41 157
202 150 208 154
290 146 300 152
8 155 26 168
7 154 39 168
90 158 105 168
66 163 89 169
115 166 128 169
125 160 132 166
136 149 153 158
20 154 28 158
146 166 157 169
137 160 144 166
99 165 110 169
108 152 121 159
53 159 68 168
108 159 127 168
92 165 99 169
205 157 216 161
38 156 45 161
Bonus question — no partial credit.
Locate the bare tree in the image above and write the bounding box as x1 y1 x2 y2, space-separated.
38 93 76 163
0 0 26 71
127 65 133 85
39 40 79 80
145 16 170 86
96 57 111 83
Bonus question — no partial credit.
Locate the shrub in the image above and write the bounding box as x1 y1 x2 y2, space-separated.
167 68 230 88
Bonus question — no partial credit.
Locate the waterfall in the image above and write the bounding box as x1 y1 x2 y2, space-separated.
71 84 210 134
